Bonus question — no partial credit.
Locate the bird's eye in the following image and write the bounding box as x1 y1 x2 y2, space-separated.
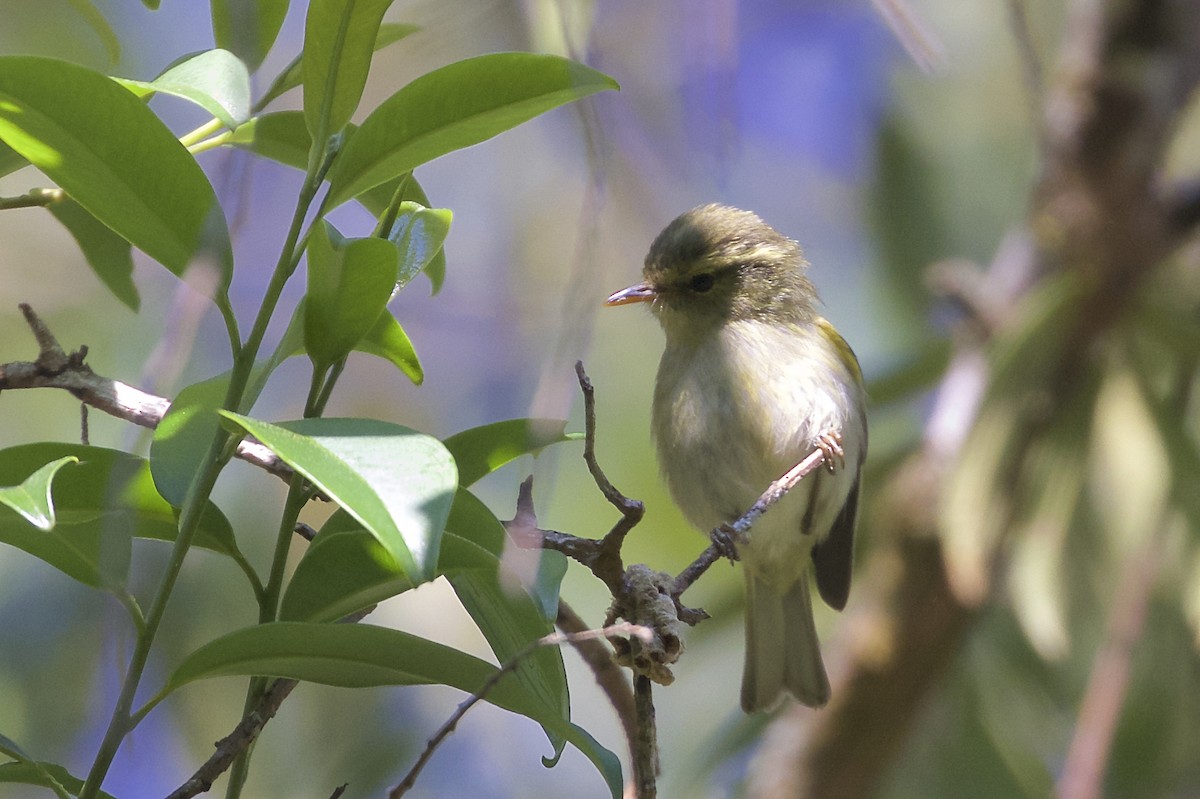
689 273 715 293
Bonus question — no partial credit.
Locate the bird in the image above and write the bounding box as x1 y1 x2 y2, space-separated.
605 204 867 711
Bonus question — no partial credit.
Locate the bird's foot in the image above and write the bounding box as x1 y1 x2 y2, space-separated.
709 523 743 562
816 431 845 474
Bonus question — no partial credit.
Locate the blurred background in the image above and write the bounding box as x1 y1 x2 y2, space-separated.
2 1 1199 797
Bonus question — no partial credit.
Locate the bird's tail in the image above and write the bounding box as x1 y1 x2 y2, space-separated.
741 569 830 712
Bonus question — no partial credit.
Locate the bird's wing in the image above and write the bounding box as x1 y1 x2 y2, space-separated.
810 470 859 611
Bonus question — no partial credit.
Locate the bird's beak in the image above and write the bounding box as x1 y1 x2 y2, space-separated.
605 282 656 307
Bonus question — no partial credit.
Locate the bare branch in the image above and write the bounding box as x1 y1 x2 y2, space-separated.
1 305 290 479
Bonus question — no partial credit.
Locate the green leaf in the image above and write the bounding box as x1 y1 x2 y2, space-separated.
218 415 456 582
226 111 313 168
0 456 78 530
0 760 109 799
116 49 252 129
386 202 452 293
47 198 138 311
325 52 619 208
0 56 233 292
355 173 447 293
304 221 399 369
357 311 423 384
302 0 396 147
0 444 243 589
258 22 419 110
67 0 121 65
160 622 622 797
444 418 577 487
211 0 290 72
0 139 27 178
150 373 232 507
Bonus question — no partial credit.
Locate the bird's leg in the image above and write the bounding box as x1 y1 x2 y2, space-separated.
709 523 743 562
816 431 845 474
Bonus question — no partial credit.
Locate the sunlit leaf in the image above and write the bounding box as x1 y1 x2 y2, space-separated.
219 415 456 582
116 49 252 129
443 418 577 487
0 456 78 530
0 57 233 292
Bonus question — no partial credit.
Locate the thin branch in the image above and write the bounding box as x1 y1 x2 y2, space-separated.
0 305 291 479
632 674 658 799
165 677 299 799
1056 522 1166 799
389 623 651 799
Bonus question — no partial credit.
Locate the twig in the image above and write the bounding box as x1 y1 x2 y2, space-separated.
1056 523 1166 799
165 677 299 799
671 446 827 618
632 674 658 799
389 623 651 799
1 305 290 479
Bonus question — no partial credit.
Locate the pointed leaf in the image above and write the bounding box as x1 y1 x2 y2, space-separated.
356 173 446 292
0 456 78 530
218 415 456 582
150 373 233 507
444 418 577 487
0 56 233 291
226 111 312 168
47 198 138 311
357 312 423 384
0 444 243 589
325 53 619 207
68 0 122 65
161 622 622 797
117 49 252 129
304 221 399 369
385 202 451 293
211 0 290 71
0 139 27 178
303 0 395 145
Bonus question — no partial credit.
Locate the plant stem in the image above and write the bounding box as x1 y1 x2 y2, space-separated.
79 158 324 799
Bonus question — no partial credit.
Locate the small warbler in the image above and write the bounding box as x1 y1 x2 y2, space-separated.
606 204 867 711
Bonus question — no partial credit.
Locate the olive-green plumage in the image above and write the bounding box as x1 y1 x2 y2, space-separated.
607 204 867 711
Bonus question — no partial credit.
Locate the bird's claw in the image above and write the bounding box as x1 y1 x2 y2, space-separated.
710 523 743 562
816 432 845 474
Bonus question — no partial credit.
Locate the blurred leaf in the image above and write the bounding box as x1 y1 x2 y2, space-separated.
325 53 619 208
444 418 577 487
302 0 395 150
0 456 78 530
159 622 622 797
385 201 452 294
219 415 456 583
258 22 419 110
0 444 244 589
211 0 289 71
67 0 121 65
116 49 252 129
304 221 399 370
865 336 951 405
47 198 139 311
0 760 109 799
0 57 233 292
356 311 423 384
